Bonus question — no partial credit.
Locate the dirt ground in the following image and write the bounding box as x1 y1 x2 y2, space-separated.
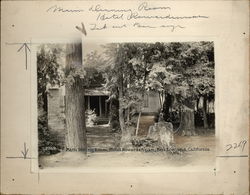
39 133 216 169
39 115 216 170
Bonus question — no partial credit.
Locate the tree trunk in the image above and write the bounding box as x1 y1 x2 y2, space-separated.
42 91 48 113
135 111 142 136
119 81 131 148
135 70 147 136
135 92 145 136
108 98 112 124
202 95 208 129
118 76 125 132
65 43 87 152
163 93 172 121
196 98 199 111
116 49 131 148
159 92 162 109
127 106 130 122
179 105 196 136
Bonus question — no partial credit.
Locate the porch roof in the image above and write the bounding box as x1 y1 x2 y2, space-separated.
85 87 110 96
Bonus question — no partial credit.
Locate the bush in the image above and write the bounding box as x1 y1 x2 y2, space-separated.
86 109 97 127
38 113 63 155
131 137 159 151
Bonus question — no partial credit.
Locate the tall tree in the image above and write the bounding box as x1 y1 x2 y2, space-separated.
127 43 159 135
171 42 215 134
102 43 132 146
64 43 87 152
116 45 133 146
183 42 215 130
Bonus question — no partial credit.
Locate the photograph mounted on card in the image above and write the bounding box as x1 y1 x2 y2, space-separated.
34 37 218 172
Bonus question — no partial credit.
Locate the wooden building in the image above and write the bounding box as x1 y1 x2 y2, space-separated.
85 87 110 118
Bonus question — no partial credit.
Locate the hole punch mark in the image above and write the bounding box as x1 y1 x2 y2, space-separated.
213 168 216 176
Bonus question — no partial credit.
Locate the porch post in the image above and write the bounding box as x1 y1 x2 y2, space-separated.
99 96 102 116
87 96 90 110
105 100 107 117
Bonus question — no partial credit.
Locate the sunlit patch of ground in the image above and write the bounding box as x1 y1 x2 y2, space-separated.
137 115 155 136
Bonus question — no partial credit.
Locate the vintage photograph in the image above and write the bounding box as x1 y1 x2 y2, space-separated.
37 41 215 169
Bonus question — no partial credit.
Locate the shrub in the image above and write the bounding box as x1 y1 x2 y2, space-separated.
86 109 97 127
131 137 159 151
38 113 63 155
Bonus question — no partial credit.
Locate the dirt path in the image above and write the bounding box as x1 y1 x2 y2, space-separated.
137 115 155 136
86 125 120 149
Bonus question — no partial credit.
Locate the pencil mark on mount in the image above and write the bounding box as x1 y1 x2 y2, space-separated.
89 22 184 32
160 24 185 32
96 13 124 21
89 4 133 14
89 23 129 30
6 142 36 159
137 2 171 11
133 22 185 31
127 13 209 20
112 24 127 29
76 22 87 36
17 43 30 70
5 42 37 45
47 5 84 13
5 41 36 70
88 3 208 21
225 140 247 152
89 23 130 30
21 142 29 158
89 2 171 14
217 155 248 158
90 23 107 30
133 23 156 28
44 2 209 33
38 171 40 184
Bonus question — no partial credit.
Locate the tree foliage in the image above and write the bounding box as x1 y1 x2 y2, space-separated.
103 41 215 134
104 41 214 105
37 44 65 155
37 45 64 110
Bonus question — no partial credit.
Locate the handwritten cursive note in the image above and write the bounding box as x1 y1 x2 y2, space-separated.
46 2 209 32
47 5 84 13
